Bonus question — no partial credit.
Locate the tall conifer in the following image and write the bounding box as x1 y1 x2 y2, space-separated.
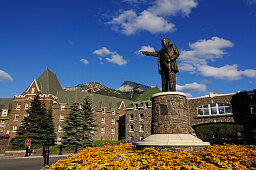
11 93 56 149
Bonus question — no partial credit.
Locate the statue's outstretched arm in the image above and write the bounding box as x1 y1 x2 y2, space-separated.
140 51 159 57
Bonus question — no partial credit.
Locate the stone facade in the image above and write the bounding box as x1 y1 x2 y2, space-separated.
151 92 189 134
123 102 152 140
187 93 235 127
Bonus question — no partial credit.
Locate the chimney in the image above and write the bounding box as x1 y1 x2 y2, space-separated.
88 88 94 95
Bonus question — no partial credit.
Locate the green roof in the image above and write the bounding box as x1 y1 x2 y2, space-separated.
0 98 12 110
36 67 62 95
54 90 132 109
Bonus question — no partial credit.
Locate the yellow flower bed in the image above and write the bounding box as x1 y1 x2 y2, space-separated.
43 144 256 170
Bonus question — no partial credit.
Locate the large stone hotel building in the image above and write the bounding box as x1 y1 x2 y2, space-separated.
0 68 255 144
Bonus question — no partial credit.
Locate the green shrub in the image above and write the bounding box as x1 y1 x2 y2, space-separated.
92 140 120 147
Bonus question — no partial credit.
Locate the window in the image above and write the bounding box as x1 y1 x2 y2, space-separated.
250 105 256 114
61 105 65 111
111 128 115 134
101 127 104 133
59 115 64 121
25 103 29 110
112 110 115 115
58 126 62 132
129 114 134 121
130 125 134 132
111 137 115 141
16 103 21 110
2 110 7 117
0 120 5 127
145 102 149 108
29 103 32 108
101 117 105 123
140 125 144 132
139 114 144 121
135 103 139 110
102 108 105 114
197 103 232 116
57 137 62 143
112 118 115 124
101 137 104 140
14 114 19 121
13 125 17 132
140 136 144 140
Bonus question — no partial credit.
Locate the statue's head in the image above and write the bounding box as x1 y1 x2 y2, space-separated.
161 38 170 47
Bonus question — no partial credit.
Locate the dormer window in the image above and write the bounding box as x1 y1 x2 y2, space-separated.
135 103 139 110
2 110 8 117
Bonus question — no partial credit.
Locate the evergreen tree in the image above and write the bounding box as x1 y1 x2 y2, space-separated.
81 97 97 146
11 93 56 149
61 103 84 150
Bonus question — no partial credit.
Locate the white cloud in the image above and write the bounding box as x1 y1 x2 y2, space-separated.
106 53 127 66
176 82 206 92
197 64 256 80
137 45 155 54
93 47 111 56
0 70 13 82
179 63 196 71
148 0 198 16
180 37 234 66
93 47 127 66
108 0 197 35
80 59 89 65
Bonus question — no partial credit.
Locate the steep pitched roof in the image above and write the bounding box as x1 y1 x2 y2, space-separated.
36 67 62 95
0 98 12 110
53 89 132 109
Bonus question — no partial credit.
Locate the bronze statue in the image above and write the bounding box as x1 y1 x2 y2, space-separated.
141 38 179 92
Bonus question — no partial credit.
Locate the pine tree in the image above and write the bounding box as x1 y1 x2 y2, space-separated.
81 97 97 146
11 93 56 149
61 103 84 150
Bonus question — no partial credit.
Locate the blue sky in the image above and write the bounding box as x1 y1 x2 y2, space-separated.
1 0 256 98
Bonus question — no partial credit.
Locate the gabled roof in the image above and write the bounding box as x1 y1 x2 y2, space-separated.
23 67 62 95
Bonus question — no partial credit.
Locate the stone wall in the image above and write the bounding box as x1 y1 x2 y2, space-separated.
124 107 152 140
187 94 235 127
0 138 9 154
151 92 190 134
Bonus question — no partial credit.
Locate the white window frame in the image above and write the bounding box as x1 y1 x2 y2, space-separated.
61 105 65 111
139 124 144 132
13 125 17 132
14 114 19 121
102 108 105 114
197 103 232 116
25 103 29 110
112 118 115 124
2 110 7 117
139 113 144 121
58 125 62 132
59 115 64 121
111 128 115 134
16 103 21 110
0 120 5 127
101 117 105 124
112 110 115 115
101 127 104 133
130 125 134 132
129 114 134 121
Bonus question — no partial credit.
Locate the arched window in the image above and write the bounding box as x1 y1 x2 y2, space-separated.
197 103 232 116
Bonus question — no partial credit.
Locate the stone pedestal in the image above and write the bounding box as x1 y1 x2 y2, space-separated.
136 92 209 151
